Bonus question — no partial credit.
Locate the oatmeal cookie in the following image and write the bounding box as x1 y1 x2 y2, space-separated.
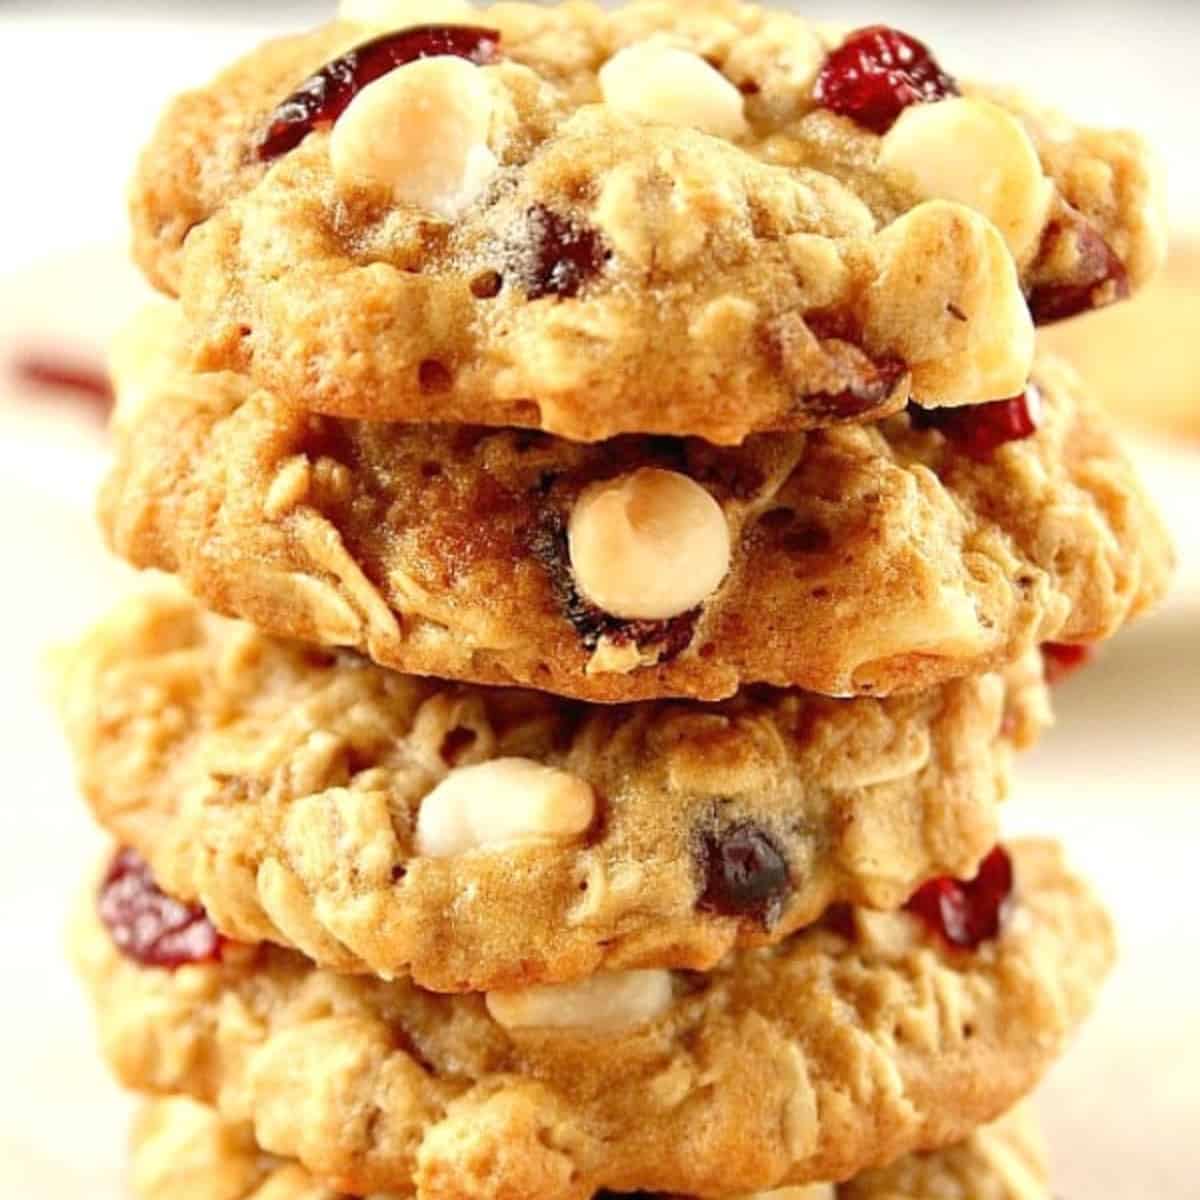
75 839 1109 1198
129 1096 1048 1200
130 1 1164 444
100 333 1172 702
59 589 1049 991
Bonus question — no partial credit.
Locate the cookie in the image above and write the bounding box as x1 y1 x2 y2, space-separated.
59 588 1050 991
1043 235 1200 441
101 330 1172 702
129 1096 1049 1200
130 1 1165 444
74 839 1110 1198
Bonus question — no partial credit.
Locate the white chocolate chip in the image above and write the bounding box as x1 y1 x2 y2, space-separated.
599 43 748 139
330 56 498 218
415 758 595 858
567 468 731 622
865 200 1034 405
486 969 674 1033
338 0 477 26
879 97 1054 262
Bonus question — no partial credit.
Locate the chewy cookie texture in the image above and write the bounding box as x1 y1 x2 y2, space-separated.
129 1096 1050 1200
60 588 1049 990
102 316 1172 704
131 1 1164 443
55 2 1175 1199
75 841 1104 1198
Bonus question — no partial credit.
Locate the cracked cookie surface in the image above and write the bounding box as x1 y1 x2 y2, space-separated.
75 840 1109 1199
60 589 1049 992
129 1096 1049 1200
130 1 1164 444
101 328 1172 702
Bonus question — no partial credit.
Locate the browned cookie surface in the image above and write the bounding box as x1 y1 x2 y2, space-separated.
131 1 1163 443
76 840 1109 1198
102 329 1172 702
60 588 1049 991
129 1096 1049 1200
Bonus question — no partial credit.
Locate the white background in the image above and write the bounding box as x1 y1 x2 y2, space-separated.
0 4 1197 1198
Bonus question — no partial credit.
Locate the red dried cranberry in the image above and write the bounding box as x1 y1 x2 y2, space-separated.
910 385 1041 462
813 26 959 134
697 823 791 928
822 903 857 941
1043 641 1094 684
809 357 908 420
802 310 908 419
524 206 609 300
12 350 113 417
257 25 502 161
905 846 1014 949
1027 221 1130 325
98 848 223 968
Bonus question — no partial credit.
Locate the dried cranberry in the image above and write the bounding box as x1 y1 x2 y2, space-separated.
257 25 501 160
910 385 1041 462
813 26 959 134
98 848 223 968
809 356 908 420
1027 220 1130 325
697 823 791 928
797 311 910 419
12 350 113 417
1043 641 1094 684
822 903 857 941
904 846 1014 949
523 206 609 300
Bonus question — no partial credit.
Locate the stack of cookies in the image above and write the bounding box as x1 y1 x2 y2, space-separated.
60 4 1175 1198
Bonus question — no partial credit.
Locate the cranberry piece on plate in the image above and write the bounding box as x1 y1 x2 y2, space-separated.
697 822 791 927
1042 641 1094 684
814 25 959 134
98 848 223 968
910 385 1042 462
905 845 1014 949
12 350 113 417
258 25 501 160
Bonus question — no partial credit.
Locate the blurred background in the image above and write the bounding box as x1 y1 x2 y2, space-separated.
0 3 1196 1198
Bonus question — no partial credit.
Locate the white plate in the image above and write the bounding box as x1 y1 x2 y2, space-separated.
0 245 1197 1200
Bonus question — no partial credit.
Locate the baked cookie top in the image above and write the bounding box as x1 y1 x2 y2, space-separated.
128 1096 1048 1200
75 839 1108 1198
60 589 1049 992
103 320 1172 702
131 0 1165 444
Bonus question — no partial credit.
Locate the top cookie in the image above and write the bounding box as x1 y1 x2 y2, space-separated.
132 0 1165 444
